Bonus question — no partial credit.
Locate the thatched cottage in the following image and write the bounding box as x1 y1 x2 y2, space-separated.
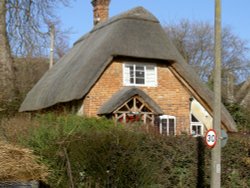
20 1 237 136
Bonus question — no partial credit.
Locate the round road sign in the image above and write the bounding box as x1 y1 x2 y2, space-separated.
205 129 217 148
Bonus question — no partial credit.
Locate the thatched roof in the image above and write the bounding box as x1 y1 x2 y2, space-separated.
19 7 237 132
98 87 164 115
19 7 182 112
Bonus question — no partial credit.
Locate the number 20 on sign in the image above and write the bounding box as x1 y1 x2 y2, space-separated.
205 129 217 148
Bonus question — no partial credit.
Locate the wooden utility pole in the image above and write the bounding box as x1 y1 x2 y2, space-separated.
211 0 222 187
49 24 55 69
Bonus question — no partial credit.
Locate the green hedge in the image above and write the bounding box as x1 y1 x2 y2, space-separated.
21 114 249 188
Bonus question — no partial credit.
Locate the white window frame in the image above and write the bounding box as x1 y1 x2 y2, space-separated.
159 115 176 135
123 63 157 87
190 114 204 136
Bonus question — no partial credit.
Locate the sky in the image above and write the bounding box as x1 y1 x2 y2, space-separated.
57 0 250 48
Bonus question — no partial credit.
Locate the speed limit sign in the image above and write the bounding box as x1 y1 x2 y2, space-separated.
205 129 217 148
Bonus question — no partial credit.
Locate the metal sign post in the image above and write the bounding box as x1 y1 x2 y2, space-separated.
220 130 228 148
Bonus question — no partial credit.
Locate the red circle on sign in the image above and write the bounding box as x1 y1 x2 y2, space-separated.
205 129 217 148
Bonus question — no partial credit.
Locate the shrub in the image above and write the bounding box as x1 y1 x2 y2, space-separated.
221 133 250 187
225 103 250 132
17 114 249 188
21 114 118 186
21 114 200 187
67 129 161 187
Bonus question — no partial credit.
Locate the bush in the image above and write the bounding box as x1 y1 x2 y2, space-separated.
221 133 250 187
225 103 250 132
67 129 160 187
21 114 200 187
21 114 116 186
17 114 249 187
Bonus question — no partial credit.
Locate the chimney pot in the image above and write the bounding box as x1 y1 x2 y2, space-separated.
91 0 111 25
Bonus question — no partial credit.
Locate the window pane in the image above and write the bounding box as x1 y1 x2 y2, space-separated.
135 71 144 78
162 119 167 124
191 114 199 122
169 119 175 135
130 77 134 84
135 65 145 84
135 99 142 108
136 78 145 84
142 106 150 112
197 126 201 134
129 66 134 84
127 99 134 108
129 68 134 76
192 126 197 134
162 125 167 134
136 65 144 71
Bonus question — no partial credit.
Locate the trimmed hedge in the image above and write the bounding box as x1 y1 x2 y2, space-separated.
19 114 249 187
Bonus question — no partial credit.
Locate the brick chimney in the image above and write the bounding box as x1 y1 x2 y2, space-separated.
91 0 111 25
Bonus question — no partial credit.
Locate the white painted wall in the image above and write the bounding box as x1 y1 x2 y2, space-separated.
191 99 213 131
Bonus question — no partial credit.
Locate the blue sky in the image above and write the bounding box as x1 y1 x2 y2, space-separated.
57 0 250 48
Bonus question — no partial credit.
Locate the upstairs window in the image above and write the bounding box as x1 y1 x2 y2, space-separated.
123 63 157 86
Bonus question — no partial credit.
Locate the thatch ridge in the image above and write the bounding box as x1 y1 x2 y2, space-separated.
74 6 159 46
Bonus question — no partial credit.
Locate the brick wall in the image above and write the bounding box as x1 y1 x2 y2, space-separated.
83 59 191 134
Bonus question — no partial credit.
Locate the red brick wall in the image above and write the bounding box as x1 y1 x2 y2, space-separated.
83 59 191 134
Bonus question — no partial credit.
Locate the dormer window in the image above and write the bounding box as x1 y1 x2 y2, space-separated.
123 63 157 86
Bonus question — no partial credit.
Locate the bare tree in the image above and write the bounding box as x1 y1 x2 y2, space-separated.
165 20 250 83
6 0 71 57
0 0 71 104
54 24 71 59
0 0 17 103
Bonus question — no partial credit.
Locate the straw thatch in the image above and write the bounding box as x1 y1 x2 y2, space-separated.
0 141 48 182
